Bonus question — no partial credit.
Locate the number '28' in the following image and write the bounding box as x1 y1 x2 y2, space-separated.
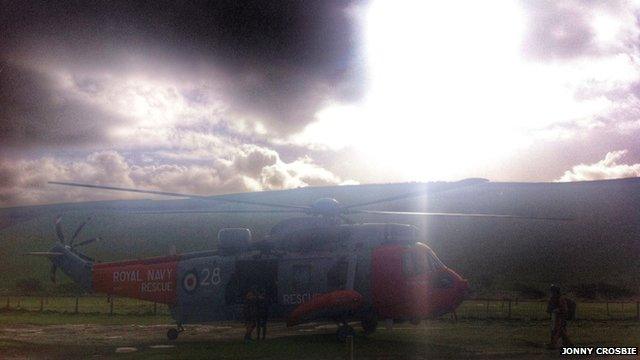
200 267 221 286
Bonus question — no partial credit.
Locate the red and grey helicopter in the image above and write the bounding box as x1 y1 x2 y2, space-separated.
29 179 568 341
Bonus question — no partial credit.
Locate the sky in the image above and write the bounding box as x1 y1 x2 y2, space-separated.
1 0 640 207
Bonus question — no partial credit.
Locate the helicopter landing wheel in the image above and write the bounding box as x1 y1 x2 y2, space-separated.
167 325 184 341
336 324 355 342
167 328 179 340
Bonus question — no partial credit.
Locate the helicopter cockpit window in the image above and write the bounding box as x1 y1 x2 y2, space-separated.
427 250 446 270
403 248 431 277
403 251 427 277
422 252 433 272
291 265 312 291
402 252 415 276
413 251 427 274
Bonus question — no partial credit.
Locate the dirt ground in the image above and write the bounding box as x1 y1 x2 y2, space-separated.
0 320 638 359
1 322 335 359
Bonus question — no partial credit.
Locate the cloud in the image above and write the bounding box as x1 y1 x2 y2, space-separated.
513 0 640 146
521 0 638 60
0 147 352 207
0 0 367 143
0 62 129 148
556 150 640 182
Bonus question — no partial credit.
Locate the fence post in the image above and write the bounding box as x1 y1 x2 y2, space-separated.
110 298 114 316
507 300 512 319
74 296 79 314
346 335 354 360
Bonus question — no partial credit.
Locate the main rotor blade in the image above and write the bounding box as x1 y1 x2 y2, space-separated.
54 216 65 243
354 210 573 221
73 237 100 248
48 181 309 210
341 178 489 211
127 209 302 215
70 217 91 245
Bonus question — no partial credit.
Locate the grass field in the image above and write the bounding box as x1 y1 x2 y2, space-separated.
1 297 640 358
0 315 638 359
3 296 639 322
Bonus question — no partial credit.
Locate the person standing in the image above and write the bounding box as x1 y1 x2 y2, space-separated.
546 284 573 349
243 287 258 342
256 289 270 340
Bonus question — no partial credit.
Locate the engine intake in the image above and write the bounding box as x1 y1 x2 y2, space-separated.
218 228 251 254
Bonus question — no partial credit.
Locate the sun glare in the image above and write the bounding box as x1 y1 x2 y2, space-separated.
294 0 635 181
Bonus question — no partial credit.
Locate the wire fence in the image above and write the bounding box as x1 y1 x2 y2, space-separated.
1 295 639 321
456 298 640 321
1 295 170 316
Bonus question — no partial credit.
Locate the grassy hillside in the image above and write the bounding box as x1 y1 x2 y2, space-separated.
1 178 639 297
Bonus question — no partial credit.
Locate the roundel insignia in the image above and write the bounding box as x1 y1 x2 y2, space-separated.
182 270 198 294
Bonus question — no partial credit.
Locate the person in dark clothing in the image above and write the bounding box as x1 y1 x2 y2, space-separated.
256 289 270 340
243 287 258 342
546 284 573 349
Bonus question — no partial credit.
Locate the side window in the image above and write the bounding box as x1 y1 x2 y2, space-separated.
291 265 312 291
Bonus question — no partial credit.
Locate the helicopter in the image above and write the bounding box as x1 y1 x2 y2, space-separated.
29 178 569 341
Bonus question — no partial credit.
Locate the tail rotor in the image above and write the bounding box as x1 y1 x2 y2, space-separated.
70 217 87 245
27 215 100 283
55 216 100 251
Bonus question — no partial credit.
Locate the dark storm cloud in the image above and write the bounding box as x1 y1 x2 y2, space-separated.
0 0 366 142
0 61 124 148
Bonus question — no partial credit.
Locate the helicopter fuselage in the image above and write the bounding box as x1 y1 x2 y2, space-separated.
59 223 469 327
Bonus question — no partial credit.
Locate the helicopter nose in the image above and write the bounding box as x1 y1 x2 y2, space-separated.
449 271 470 305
